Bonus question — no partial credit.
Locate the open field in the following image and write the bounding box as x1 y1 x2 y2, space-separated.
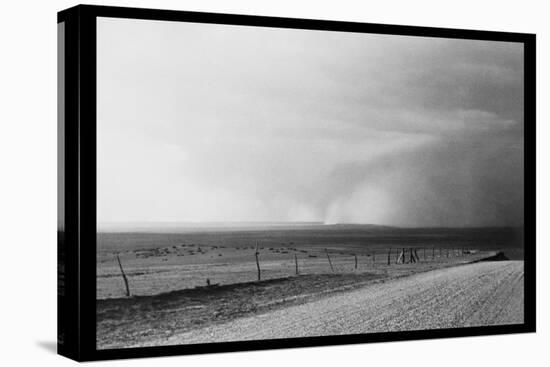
96 225 523 349
97 225 523 299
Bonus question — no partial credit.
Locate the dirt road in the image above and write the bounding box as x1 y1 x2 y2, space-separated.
152 261 523 346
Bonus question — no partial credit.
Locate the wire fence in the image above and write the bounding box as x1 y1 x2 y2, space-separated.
106 245 489 298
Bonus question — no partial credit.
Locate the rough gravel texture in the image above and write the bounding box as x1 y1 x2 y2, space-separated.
145 260 523 346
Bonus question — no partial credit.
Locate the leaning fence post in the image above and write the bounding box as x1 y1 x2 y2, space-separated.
255 242 261 281
116 254 130 297
396 248 404 264
325 249 334 273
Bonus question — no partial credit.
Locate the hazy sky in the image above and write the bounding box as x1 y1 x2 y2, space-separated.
97 17 524 227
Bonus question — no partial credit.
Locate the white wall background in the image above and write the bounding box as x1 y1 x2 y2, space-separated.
0 0 547 365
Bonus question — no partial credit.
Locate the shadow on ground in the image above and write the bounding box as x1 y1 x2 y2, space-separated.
36 340 57 354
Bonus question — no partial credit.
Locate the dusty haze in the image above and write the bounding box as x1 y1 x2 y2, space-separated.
97 17 524 228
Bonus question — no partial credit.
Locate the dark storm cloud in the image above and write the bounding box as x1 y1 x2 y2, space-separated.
97 18 524 227
322 134 523 226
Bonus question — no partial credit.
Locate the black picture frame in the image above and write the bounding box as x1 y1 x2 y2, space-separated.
57 4 536 362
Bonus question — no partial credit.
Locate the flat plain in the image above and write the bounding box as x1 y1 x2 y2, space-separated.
96 225 524 349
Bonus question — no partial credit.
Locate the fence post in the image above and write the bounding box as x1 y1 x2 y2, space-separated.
116 254 130 297
325 249 334 273
295 254 299 275
432 247 435 260
396 248 404 264
387 248 392 266
354 254 358 271
255 242 261 281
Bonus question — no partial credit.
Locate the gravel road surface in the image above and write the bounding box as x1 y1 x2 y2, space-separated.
151 260 523 346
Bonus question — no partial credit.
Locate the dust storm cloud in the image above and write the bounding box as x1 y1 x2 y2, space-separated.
97 18 524 227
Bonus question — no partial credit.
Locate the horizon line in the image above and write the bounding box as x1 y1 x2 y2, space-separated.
95 220 524 230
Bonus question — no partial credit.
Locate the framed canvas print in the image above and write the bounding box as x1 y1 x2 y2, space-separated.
57 5 536 361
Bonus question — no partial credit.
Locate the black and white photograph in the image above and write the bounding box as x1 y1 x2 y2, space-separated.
4 0 550 365
95 15 527 350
